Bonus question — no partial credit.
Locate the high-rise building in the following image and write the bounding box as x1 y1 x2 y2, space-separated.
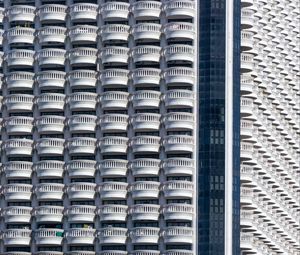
0 0 298 255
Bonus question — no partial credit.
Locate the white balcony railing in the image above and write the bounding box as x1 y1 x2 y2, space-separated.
3 139 33 156
34 206 64 223
163 135 194 152
164 44 195 62
163 22 195 40
98 227 127 244
101 2 130 20
4 116 34 134
66 228 96 245
100 91 129 109
68 92 97 110
99 114 128 132
3 229 32 246
163 158 194 176
130 204 160 221
132 90 161 109
98 182 128 199
68 70 97 88
38 4 67 22
130 181 160 199
69 25 98 43
36 71 66 88
164 0 196 18
100 24 130 42
132 1 161 19
164 89 194 107
7 27 35 45
35 183 64 201
98 159 128 177
37 26 66 44
2 206 32 223
130 158 160 176
35 229 64 245
35 115 65 134
66 160 96 177
99 137 128 154
66 205 96 222
162 227 193 243
3 184 32 201
37 93 65 111
7 5 35 22
98 205 128 222
164 112 194 130
68 115 97 133
69 3 98 21
67 137 97 155
67 182 96 200
34 160 64 178
162 204 194 221
36 138 65 155
130 227 160 244
3 161 33 179
132 23 162 41
132 68 161 86
5 50 35 67
131 46 161 63
162 181 193 198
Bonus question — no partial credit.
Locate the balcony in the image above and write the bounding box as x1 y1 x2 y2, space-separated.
162 181 193 198
5 50 34 67
132 68 161 86
98 159 128 177
100 69 129 87
34 160 64 178
240 142 253 160
130 252 159 255
130 204 160 221
240 233 253 250
3 161 33 179
163 158 194 176
2 206 32 223
132 1 161 19
98 227 127 244
240 98 253 116
130 159 160 176
164 67 195 85
34 206 64 223
38 4 67 22
130 181 160 199
6 27 35 45
163 22 195 40
37 93 65 111
69 25 98 43
131 113 161 131
68 115 97 133
164 45 194 63
36 48 66 67
66 205 96 222
7 5 35 22
37 26 66 44
69 3 98 21
100 24 130 42
0 7 4 23
98 205 128 221
162 204 193 221
68 48 98 66
130 136 161 153
67 137 97 155
99 137 128 154
4 116 34 134
240 209 253 227
132 46 161 63
241 9 254 29
164 0 195 18
130 227 160 244
35 116 65 133
36 71 66 88
163 135 194 152
98 182 128 199
162 227 193 244
36 138 65 155
101 2 130 20
100 46 129 64
241 31 254 51
132 90 161 109
3 229 31 246
100 91 129 109
3 184 32 201
68 70 97 88
164 90 194 108
66 160 96 177
68 92 97 110
164 112 194 130
240 120 253 138
132 23 161 41
240 187 253 205
66 228 95 245
3 139 33 156
35 229 64 245
99 114 128 132
240 74 254 95
35 183 64 200
241 53 254 72
67 182 96 200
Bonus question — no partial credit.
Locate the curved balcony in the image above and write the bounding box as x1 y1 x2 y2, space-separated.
66 228 95 245
4 94 34 112
130 136 161 153
162 227 193 244
164 0 195 18
131 113 161 131
240 120 253 138
38 4 67 22
36 71 65 89
70 3 98 21
240 98 253 116
240 142 253 160
68 252 94 255
132 23 161 41
132 68 161 86
163 135 194 152
130 204 160 221
68 48 97 66
97 228 127 245
35 229 64 245
164 22 195 40
66 205 96 222
100 91 129 109
5 50 34 67
34 206 64 223
100 24 130 42
3 139 33 156
240 75 253 95
3 229 31 246
69 25 98 43
37 26 66 44
130 159 160 176
3 161 33 179
68 92 97 110
2 206 32 223
4 116 34 134
164 112 194 130
67 182 96 200
240 209 253 227
37 93 65 111
99 137 128 154
3 184 32 201
7 5 35 23
162 181 193 198
66 160 96 177
67 137 97 155
101 2 130 20
132 46 161 63
99 114 128 132
240 233 253 250
241 31 254 51
130 227 160 244
35 183 64 200
130 252 159 255
241 9 254 29
164 45 195 63
6 27 35 45
98 159 128 177
100 69 128 87
100 46 129 64
162 204 193 221
68 115 97 133
164 90 194 108
132 1 161 19
68 70 97 88
99 182 128 199
35 116 65 133
36 138 65 155
36 48 66 67
98 205 128 222
131 181 160 199
132 90 161 109
241 53 254 72
34 160 64 178
163 158 194 176
164 67 195 85
240 187 253 205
